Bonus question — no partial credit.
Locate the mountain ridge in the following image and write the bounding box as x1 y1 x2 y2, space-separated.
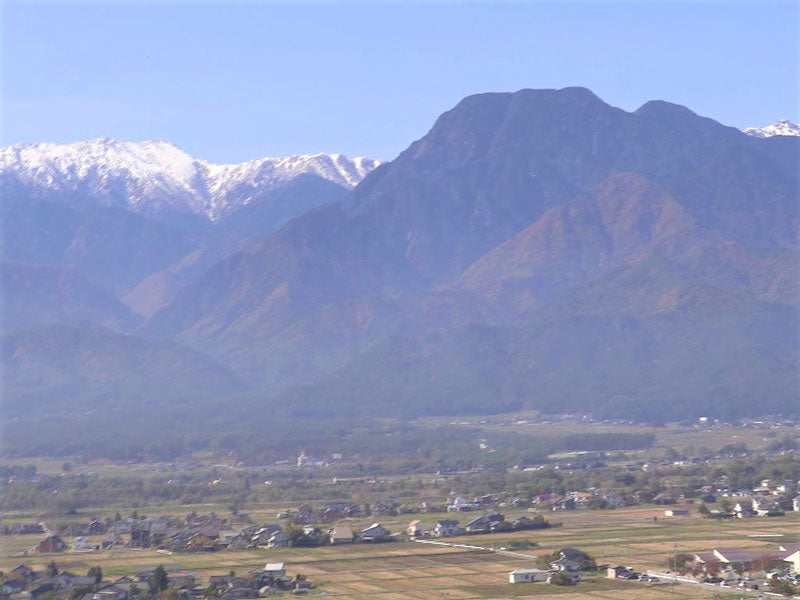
0 138 381 221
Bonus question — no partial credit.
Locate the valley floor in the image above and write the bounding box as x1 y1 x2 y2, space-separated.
2 507 796 599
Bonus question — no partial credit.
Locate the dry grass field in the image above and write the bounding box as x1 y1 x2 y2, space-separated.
2 506 796 599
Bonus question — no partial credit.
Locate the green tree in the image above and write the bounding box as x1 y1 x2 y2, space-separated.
46 561 59 577
667 553 694 574
87 566 103 584
149 565 168 592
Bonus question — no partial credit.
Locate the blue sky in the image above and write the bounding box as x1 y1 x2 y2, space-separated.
2 1 798 163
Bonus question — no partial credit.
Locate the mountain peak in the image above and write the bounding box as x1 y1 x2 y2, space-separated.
743 119 800 138
0 140 381 221
634 99 699 119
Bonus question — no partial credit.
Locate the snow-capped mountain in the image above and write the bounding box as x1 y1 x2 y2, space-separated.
0 138 381 221
743 119 800 138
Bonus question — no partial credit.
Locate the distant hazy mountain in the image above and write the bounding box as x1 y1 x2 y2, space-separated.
2 324 244 416
3 89 798 428
743 119 800 138
1 262 140 333
0 138 380 221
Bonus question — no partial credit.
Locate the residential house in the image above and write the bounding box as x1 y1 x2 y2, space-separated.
327 525 353 545
405 520 426 538
148 521 171 547
32 535 66 554
6 523 44 535
446 496 480 512
129 526 150 548
431 519 462 538
712 547 785 571
293 505 316 524
464 513 504 533
267 531 290 548
753 497 784 516
185 533 215 552
263 563 286 579
71 537 94 551
733 500 756 518
359 523 391 542
607 566 632 579
251 524 282 546
79 587 128 600
782 548 800 574
550 548 594 571
372 501 400 517
508 568 547 583
9 564 36 584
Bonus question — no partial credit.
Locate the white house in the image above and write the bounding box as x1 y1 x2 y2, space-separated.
782 550 800 574
508 568 547 584
264 563 286 578
733 500 755 518
447 496 480 512
360 523 391 542
71 537 93 551
432 519 462 537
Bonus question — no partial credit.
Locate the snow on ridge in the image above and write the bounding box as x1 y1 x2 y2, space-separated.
0 138 382 221
743 119 800 139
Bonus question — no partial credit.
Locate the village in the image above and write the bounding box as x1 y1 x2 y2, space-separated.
2 477 800 599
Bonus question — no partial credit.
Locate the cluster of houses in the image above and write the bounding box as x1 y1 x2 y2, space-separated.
724 479 800 518
0 523 45 536
0 562 312 600
23 505 552 556
1 564 106 600
407 512 551 538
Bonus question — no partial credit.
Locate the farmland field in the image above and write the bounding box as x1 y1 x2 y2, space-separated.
2 506 796 599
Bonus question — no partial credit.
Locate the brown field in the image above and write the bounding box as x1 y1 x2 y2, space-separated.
2 505 796 599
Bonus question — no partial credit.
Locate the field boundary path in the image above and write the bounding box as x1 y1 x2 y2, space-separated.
412 537 536 560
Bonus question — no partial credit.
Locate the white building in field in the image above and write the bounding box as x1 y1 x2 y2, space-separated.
509 568 548 583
